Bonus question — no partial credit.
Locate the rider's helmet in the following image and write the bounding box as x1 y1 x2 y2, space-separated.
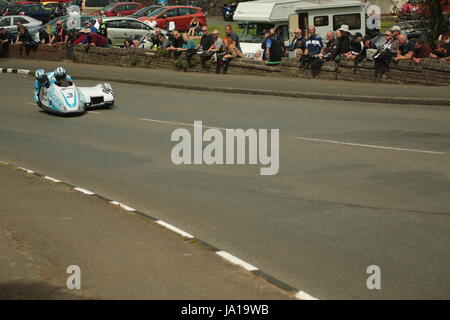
54 67 67 81
35 69 45 80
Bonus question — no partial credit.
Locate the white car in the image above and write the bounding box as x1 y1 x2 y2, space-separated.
0 15 42 35
103 16 167 47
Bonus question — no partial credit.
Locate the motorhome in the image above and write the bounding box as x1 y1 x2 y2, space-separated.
233 0 307 58
289 0 366 40
234 0 366 58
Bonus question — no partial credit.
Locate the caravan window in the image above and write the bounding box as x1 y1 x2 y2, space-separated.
313 16 329 27
333 14 361 30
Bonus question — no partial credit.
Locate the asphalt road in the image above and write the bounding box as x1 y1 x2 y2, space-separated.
1 74 449 299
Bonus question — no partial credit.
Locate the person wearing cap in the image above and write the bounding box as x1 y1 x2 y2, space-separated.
333 25 350 62
264 27 284 65
344 32 365 61
0 28 13 57
389 25 401 52
78 28 108 48
85 21 97 34
49 20 68 44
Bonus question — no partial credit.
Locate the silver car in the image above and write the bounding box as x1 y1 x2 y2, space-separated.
0 15 42 36
103 16 166 47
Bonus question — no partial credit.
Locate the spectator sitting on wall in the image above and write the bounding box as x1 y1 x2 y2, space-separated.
288 28 306 60
393 34 414 62
167 30 185 57
0 28 13 57
412 38 432 63
180 33 197 62
217 39 244 74
49 21 68 44
38 26 50 44
151 28 162 47
198 26 214 52
372 30 396 72
333 25 351 62
225 24 241 52
429 42 450 60
344 32 365 62
322 31 337 60
200 30 223 66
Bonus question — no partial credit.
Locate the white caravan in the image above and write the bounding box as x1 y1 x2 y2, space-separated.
289 0 366 40
233 0 307 58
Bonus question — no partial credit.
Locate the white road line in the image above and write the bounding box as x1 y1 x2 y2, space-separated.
7 68 13 73
44 176 61 183
73 187 95 195
156 220 194 238
17 69 30 75
26 102 35 105
295 137 445 155
216 251 259 271
88 111 100 114
0 160 7 165
295 290 319 300
141 118 226 130
110 201 135 212
18 167 34 174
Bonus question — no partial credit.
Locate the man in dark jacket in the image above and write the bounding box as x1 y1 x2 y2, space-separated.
288 28 305 60
0 28 13 57
264 28 284 65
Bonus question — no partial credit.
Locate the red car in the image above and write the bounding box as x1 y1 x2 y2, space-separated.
139 6 206 31
92 2 143 17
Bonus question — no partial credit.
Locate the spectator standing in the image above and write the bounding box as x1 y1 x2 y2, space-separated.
264 27 284 65
303 26 324 65
16 27 37 52
97 17 107 39
288 28 306 60
412 39 432 63
225 25 241 52
0 28 13 57
393 34 414 61
49 21 68 44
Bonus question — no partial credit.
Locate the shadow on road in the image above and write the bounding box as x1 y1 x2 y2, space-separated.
0 280 88 300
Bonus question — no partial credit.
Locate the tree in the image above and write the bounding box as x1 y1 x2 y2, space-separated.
420 0 450 47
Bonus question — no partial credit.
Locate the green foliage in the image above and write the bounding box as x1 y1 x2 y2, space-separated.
130 56 140 67
175 59 189 72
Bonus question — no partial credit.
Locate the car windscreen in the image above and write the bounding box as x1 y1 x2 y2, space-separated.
102 3 116 11
148 7 165 17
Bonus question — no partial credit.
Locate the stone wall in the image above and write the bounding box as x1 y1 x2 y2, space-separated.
72 45 450 86
6 44 67 61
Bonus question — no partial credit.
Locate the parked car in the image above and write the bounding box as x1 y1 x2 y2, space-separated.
0 15 42 35
222 2 237 21
81 0 116 14
0 0 9 14
43 14 96 34
91 2 143 16
103 16 166 46
129 5 161 19
139 6 206 32
3 4 56 24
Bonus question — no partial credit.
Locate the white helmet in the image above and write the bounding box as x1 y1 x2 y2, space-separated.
54 66 67 81
35 69 45 79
